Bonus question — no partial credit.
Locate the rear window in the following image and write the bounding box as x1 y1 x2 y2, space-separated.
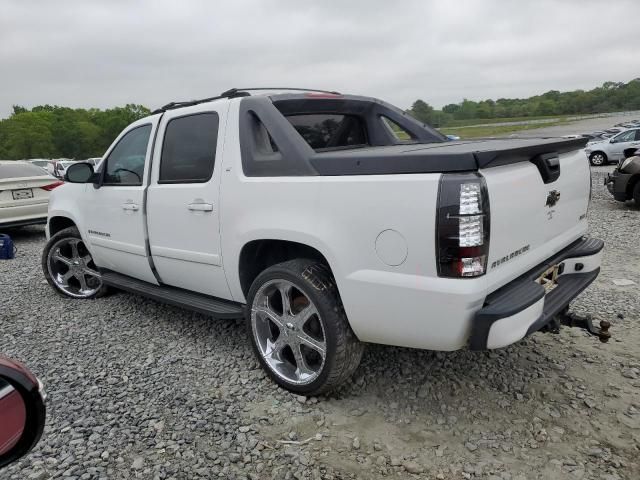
285 114 367 151
160 113 219 183
0 162 50 179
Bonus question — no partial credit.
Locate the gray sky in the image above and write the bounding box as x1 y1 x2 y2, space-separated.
1 0 639 118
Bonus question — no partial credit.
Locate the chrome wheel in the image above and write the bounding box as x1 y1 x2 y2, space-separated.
251 279 327 385
590 153 605 166
47 237 102 298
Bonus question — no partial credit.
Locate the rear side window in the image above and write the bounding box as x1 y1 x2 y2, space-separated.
159 113 219 184
285 114 367 151
380 116 415 141
0 162 50 179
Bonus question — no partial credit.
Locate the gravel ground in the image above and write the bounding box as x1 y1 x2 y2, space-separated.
1 166 639 480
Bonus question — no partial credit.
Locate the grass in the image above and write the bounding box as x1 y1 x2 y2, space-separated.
442 115 569 128
440 120 568 139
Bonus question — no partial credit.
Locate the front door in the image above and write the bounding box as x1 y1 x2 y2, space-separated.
609 129 640 161
82 120 158 284
146 103 231 298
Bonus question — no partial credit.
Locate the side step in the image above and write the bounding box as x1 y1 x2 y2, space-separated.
101 271 245 319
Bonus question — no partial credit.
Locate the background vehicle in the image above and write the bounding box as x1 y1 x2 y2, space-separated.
28 159 53 172
0 162 63 228
0 357 46 469
44 88 601 395
606 147 640 204
49 160 76 179
585 128 640 165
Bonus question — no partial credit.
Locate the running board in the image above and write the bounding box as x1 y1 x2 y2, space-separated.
101 271 245 319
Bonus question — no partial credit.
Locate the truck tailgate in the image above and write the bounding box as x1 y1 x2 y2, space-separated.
480 148 591 293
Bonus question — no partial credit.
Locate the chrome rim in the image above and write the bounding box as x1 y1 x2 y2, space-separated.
47 237 102 298
591 154 605 165
251 279 326 385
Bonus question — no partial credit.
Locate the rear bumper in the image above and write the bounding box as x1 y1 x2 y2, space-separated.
605 170 632 201
469 237 603 350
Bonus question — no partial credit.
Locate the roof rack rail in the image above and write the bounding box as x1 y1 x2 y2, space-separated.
152 87 341 114
221 87 341 96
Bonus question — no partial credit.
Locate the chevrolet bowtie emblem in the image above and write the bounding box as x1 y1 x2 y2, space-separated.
546 190 561 207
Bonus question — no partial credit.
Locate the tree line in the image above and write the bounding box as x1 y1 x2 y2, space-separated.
408 78 640 127
1 78 640 159
0 104 150 160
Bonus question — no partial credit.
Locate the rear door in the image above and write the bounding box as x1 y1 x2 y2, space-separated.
146 102 231 298
82 119 159 283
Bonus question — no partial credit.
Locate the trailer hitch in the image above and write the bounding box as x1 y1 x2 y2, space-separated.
545 308 611 343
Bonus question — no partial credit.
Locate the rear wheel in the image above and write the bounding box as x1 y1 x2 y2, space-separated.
246 259 364 395
42 226 108 299
589 152 607 166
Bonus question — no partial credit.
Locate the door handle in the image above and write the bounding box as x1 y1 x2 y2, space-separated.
122 203 139 211
188 202 213 212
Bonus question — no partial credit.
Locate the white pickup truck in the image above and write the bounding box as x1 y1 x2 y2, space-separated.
43 88 604 394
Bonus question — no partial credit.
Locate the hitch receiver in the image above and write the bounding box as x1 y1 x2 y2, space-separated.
547 308 611 343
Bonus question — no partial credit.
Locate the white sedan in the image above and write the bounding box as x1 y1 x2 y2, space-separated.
0 161 63 228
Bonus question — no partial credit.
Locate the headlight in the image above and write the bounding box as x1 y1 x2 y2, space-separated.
620 158 634 171
584 149 592 154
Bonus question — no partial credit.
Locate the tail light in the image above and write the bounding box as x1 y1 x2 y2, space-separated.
40 181 64 191
436 173 490 277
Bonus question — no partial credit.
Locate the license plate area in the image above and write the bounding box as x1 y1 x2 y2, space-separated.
537 263 564 293
12 188 33 200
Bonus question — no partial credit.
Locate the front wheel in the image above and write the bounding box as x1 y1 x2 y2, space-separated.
246 259 364 395
589 152 607 166
42 226 108 299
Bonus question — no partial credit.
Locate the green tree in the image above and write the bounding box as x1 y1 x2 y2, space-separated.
408 99 435 124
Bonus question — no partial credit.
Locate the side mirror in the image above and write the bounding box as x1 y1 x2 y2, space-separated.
64 162 95 183
609 138 615 143
0 357 46 470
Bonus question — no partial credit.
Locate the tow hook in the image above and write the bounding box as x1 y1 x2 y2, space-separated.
549 308 611 343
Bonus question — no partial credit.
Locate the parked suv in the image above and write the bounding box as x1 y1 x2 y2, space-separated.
605 147 640 204
43 88 603 394
585 128 640 166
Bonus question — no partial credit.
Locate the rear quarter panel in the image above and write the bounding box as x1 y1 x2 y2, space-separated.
219 102 487 349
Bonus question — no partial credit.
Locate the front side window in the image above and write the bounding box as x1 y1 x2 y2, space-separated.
159 113 219 184
285 114 367 151
103 125 152 186
612 130 636 143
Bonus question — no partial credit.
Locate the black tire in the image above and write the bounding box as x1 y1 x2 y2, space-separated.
633 181 640 205
246 259 364 395
42 226 109 299
589 152 607 166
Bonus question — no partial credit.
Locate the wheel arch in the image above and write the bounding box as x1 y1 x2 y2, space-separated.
238 239 335 298
48 216 77 237
627 174 640 198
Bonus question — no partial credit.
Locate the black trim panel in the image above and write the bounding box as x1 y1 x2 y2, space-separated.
239 95 589 177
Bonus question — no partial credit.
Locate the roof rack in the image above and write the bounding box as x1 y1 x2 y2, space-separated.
152 87 341 114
